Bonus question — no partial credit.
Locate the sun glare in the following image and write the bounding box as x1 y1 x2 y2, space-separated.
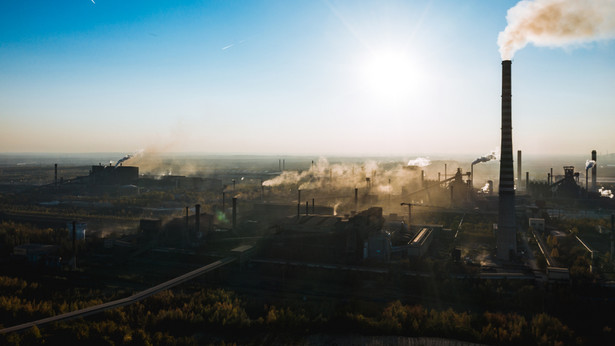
361 50 419 106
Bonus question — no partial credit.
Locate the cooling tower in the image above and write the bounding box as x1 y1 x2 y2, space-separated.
497 60 517 260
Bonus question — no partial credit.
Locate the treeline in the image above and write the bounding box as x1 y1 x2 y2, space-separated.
0 280 602 346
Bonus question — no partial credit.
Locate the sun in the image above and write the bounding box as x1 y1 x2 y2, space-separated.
360 49 419 105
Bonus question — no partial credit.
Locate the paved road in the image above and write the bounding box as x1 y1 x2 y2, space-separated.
0 256 236 334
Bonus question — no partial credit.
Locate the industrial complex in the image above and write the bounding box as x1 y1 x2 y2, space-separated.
1 60 614 343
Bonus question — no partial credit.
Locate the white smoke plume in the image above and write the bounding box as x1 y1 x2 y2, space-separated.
407 157 431 167
472 153 497 166
585 159 596 170
114 150 144 168
498 0 615 60
599 187 614 198
262 157 423 195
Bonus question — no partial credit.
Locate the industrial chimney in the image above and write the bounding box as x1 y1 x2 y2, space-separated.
497 60 517 260
195 204 201 235
517 150 522 190
232 197 237 229
592 150 597 191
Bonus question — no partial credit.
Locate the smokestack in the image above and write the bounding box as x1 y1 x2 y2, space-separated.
611 214 614 263
232 198 237 229
185 206 189 228
526 172 529 192
305 201 309 215
438 172 441 181
54 163 58 186
354 188 358 209
312 198 315 214
592 150 597 191
72 220 77 270
421 170 425 187
298 189 301 205
550 168 553 185
444 164 447 180
283 159 285 171
195 204 200 235
497 60 517 260
517 150 522 190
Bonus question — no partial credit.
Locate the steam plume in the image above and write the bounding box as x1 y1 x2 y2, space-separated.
498 0 615 59
599 187 614 199
114 150 144 168
585 159 596 170
262 157 423 194
407 157 431 167
472 153 497 166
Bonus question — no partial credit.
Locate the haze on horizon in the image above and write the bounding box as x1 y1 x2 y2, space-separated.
1 0 614 157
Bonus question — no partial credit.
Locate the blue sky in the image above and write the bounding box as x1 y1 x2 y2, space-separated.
1 0 613 156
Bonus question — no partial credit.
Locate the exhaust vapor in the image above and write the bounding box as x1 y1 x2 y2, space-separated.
262 157 423 194
599 187 614 199
472 153 497 166
114 150 144 168
498 0 615 60
407 157 431 167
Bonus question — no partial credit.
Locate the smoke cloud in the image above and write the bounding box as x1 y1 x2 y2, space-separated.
114 150 144 168
262 157 423 195
472 153 497 166
498 0 615 59
599 187 614 199
407 157 431 167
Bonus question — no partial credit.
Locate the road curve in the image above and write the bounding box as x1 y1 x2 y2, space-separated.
0 256 236 334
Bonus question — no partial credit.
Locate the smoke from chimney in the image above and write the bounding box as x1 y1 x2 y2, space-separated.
407 157 431 167
114 150 144 168
498 0 615 60
592 150 597 191
472 153 497 165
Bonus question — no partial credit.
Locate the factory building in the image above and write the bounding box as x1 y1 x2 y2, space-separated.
551 166 581 198
262 207 385 263
13 244 59 265
89 164 139 185
261 207 437 264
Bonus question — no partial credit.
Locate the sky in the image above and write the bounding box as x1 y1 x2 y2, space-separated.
0 0 614 157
